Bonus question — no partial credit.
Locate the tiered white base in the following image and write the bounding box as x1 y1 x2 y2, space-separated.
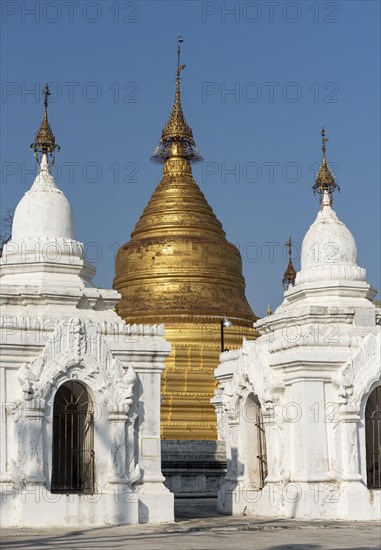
0 482 174 527
137 482 175 524
218 481 381 521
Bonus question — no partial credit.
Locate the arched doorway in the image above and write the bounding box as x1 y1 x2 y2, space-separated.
242 393 267 489
51 380 94 494
365 385 381 489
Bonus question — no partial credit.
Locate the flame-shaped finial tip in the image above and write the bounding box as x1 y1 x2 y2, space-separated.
282 236 297 289
321 126 328 157
30 82 60 161
151 38 203 164
312 127 340 203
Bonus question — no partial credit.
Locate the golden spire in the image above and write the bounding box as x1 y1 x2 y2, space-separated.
312 127 340 200
152 37 202 163
30 83 60 161
282 237 297 289
114 39 257 440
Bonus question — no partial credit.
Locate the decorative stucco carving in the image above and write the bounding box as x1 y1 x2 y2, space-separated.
219 340 286 432
241 340 285 410
17 317 137 409
0 314 165 337
267 322 358 354
332 332 381 413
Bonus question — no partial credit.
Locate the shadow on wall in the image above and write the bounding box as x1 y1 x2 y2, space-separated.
161 439 227 515
221 391 276 517
222 445 302 519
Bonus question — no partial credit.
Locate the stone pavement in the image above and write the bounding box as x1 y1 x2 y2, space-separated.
1 514 381 549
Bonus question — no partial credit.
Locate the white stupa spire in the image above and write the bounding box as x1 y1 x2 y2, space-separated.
0 83 95 288
321 188 331 209
30 152 58 191
281 129 376 306
12 84 74 240
12 151 74 240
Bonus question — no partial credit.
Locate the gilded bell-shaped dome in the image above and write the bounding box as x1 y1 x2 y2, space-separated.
115 156 254 321
114 44 257 439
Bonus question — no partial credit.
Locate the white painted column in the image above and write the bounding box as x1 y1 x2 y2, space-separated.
136 365 165 483
108 404 128 483
134 361 174 523
24 399 45 484
340 412 362 481
0 367 7 480
289 380 329 481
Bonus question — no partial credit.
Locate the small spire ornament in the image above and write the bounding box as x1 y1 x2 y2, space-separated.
312 127 339 205
152 37 202 163
282 237 297 290
30 83 60 163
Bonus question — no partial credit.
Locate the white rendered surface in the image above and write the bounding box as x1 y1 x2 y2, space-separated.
12 155 75 240
215 192 381 521
0 155 174 527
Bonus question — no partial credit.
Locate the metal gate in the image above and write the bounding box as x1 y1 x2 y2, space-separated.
365 385 381 489
255 409 268 488
51 380 94 494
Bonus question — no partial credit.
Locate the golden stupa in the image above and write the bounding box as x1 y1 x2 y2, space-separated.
114 39 258 439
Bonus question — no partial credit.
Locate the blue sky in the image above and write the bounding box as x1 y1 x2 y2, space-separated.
1 0 380 315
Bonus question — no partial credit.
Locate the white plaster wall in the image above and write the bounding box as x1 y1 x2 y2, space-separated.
0 152 174 527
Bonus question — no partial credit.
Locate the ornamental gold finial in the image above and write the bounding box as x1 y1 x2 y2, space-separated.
312 127 340 202
43 82 50 110
282 236 297 290
176 35 186 84
321 126 328 157
151 37 203 163
30 83 60 162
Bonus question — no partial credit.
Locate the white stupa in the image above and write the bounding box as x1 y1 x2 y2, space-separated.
0 85 174 527
1 105 95 291
214 129 381 521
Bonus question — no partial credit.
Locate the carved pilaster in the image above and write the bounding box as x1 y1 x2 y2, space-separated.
2 402 23 483
226 418 240 482
211 391 225 441
340 411 362 481
126 411 140 483
107 404 128 484
24 399 45 485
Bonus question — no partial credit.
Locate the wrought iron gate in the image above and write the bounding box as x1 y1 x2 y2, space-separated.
365 385 381 489
51 380 94 494
255 409 268 488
